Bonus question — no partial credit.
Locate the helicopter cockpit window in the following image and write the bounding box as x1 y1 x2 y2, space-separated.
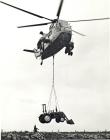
49 23 55 30
56 22 62 31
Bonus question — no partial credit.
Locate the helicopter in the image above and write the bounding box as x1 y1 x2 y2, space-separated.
0 0 109 65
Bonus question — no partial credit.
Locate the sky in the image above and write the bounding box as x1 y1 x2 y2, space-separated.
0 0 110 132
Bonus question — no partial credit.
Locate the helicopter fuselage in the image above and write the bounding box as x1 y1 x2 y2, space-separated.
42 31 72 59
24 20 74 62
35 20 73 60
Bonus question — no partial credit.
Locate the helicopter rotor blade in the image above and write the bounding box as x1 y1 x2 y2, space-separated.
0 1 53 21
72 30 86 36
56 0 64 19
68 17 110 22
18 22 52 28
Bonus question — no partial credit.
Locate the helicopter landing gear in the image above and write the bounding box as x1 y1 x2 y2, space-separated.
65 42 74 56
65 49 73 56
68 51 73 56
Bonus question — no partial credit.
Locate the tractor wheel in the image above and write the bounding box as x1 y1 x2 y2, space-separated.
39 114 46 123
56 117 60 123
60 117 65 122
44 114 51 123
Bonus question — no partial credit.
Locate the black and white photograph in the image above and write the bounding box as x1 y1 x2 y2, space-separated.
0 0 110 139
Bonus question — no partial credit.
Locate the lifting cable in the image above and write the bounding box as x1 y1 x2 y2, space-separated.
47 56 60 112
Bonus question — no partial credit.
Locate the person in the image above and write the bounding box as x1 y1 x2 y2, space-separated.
34 125 39 133
37 31 51 51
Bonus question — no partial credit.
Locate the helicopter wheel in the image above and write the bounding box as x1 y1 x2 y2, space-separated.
68 51 73 56
70 52 73 56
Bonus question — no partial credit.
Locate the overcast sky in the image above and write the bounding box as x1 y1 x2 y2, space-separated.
0 0 110 132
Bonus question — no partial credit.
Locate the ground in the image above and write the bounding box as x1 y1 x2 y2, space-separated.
1 131 110 140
